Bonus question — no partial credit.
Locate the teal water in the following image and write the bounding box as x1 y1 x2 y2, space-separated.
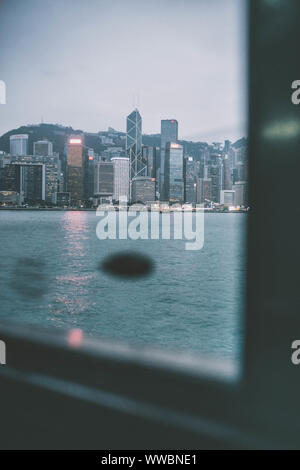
0 211 246 360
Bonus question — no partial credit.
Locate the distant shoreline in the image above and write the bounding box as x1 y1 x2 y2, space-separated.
0 207 247 213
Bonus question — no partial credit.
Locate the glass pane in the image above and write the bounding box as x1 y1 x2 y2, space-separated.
0 0 247 365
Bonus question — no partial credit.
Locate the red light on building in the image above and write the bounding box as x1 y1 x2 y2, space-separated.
89 156 94 161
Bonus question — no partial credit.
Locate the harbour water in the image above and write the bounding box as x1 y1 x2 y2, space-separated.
0 210 246 361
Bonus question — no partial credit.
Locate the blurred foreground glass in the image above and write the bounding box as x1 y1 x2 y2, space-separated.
0 0 247 364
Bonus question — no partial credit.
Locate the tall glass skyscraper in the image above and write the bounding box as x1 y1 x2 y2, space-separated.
9 134 29 156
111 157 129 202
0 163 45 202
164 142 184 203
67 136 84 205
126 109 145 198
94 162 114 198
160 120 178 200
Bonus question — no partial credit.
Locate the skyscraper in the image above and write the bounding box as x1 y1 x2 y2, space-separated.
67 136 84 205
185 157 197 204
160 119 178 199
94 162 114 199
196 178 212 204
204 153 222 203
10 134 29 156
111 157 129 202
84 149 96 201
33 140 53 157
223 153 232 190
12 154 60 202
131 176 155 204
164 142 184 203
233 181 248 207
142 146 157 179
0 163 45 202
126 109 145 198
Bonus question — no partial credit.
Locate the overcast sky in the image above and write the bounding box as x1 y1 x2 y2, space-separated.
0 0 247 142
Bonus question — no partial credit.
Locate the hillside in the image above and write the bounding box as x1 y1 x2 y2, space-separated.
0 123 247 157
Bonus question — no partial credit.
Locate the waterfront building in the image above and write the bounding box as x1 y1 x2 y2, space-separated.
204 158 222 203
0 163 45 202
220 190 235 206
94 162 114 197
67 135 85 205
111 157 129 202
11 154 60 202
0 191 20 205
160 119 178 199
232 181 248 206
164 142 184 204
131 176 155 204
52 192 70 206
196 178 212 204
185 157 197 204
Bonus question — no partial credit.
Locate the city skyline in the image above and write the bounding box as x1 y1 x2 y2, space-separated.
0 0 247 142
0 107 248 209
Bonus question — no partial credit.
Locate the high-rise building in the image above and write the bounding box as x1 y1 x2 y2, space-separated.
204 155 222 203
67 136 84 205
126 109 145 196
10 134 29 156
142 146 157 179
0 164 20 192
111 157 129 202
185 157 197 203
0 163 45 202
164 142 184 203
33 140 53 157
94 162 114 197
85 149 95 200
233 181 248 207
160 120 178 199
131 176 155 204
196 178 212 204
223 154 232 190
12 154 60 202
21 164 46 202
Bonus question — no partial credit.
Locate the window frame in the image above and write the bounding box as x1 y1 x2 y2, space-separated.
1 0 300 449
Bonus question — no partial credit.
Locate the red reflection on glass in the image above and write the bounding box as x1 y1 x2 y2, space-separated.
68 328 83 347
